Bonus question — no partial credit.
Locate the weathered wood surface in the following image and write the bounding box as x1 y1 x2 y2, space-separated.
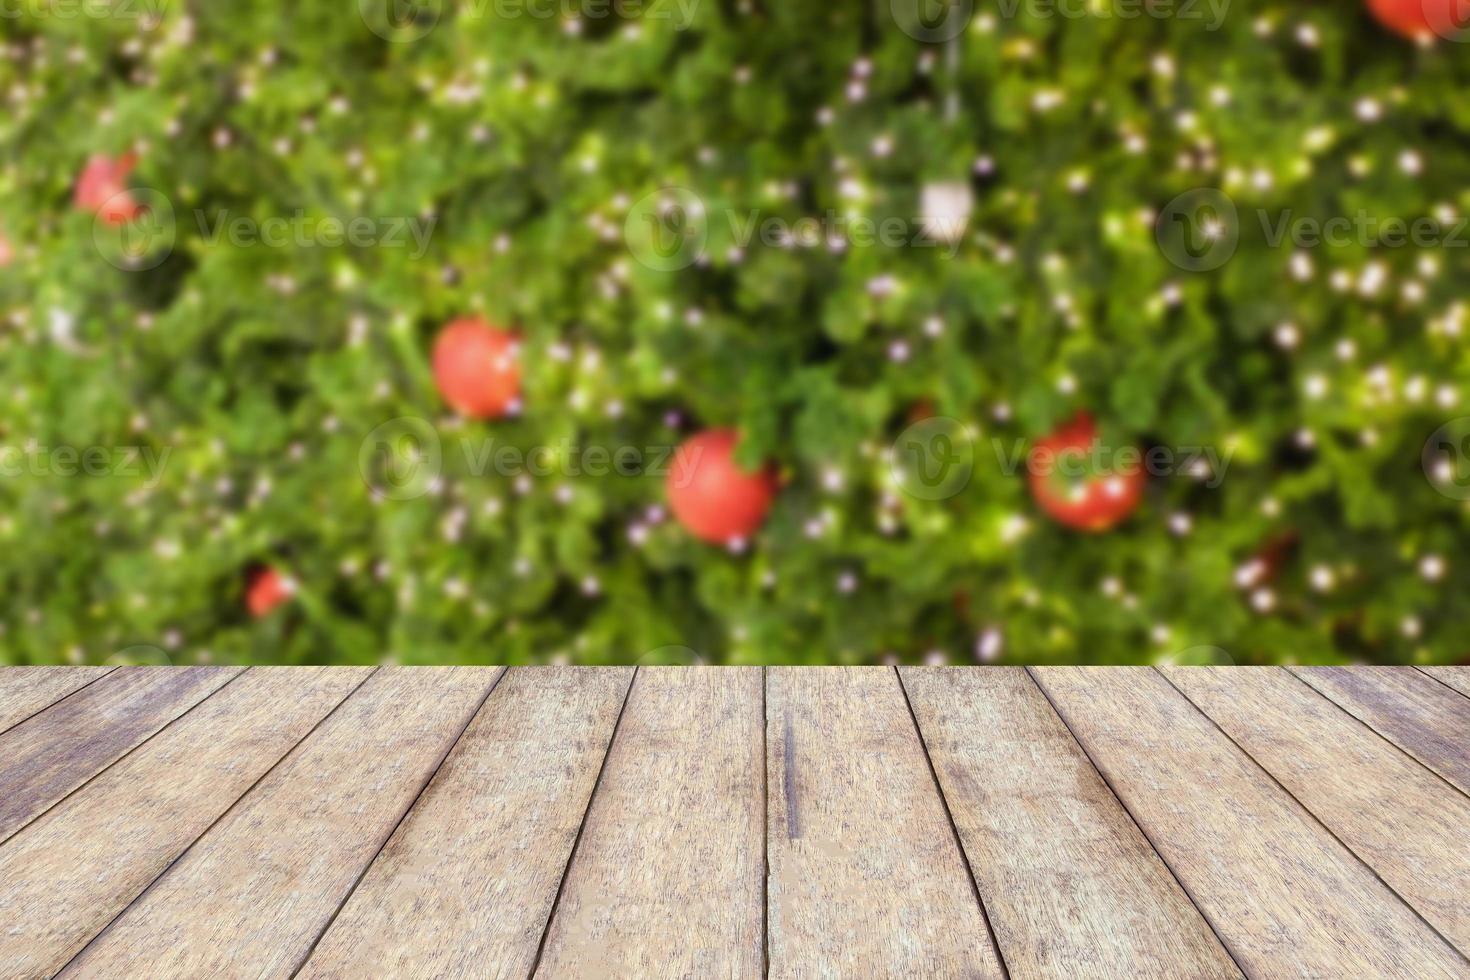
1293 666 1470 795
0 665 1465 978
1035 667 1470 979
766 667 1006 979
0 666 241 843
1163 666 1470 954
0 667 369 980
533 667 766 979
902 667 1242 979
1422 666 1470 700
59 667 501 979
298 666 632 980
0 667 113 735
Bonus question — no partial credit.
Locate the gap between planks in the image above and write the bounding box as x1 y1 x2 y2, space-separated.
1022 666 1251 977
1157 668 1470 967
523 666 640 979
894 668 1012 980
288 668 511 977
0 668 247 849
53 668 380 976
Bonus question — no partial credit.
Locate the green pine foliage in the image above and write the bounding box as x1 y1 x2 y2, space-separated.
1 0 1468 664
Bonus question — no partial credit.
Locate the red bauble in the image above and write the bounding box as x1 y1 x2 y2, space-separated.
75 153 144 225
432 318 521 419
1367 0 1467 40
246 567 294 618
667 429 776 544
1027 412 1145 532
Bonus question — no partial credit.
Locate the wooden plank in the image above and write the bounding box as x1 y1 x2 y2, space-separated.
1163 666 1470 955
58 667 502 980
765 667 1006 979
1293 666 1470 795
0 667 370 980
902 667 1242 979
1421 666 1470 701
0 667 241 843
0 668 114 735
533 667 764 978
297 666 632 980
1033 667 1470 979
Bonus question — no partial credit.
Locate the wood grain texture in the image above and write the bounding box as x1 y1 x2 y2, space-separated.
766 667 1005 980
0 667 114 735
0 667 241 842
1034 667 1470 979
1163 666 1470 955
1420 666 1470 701
534 667 764 979
1293 666 1470 795
59 667 501 980
902 667 1242 979
0 667 370 980
298 666 632 980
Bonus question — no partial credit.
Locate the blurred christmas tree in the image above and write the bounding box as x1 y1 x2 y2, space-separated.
1 0 1468 665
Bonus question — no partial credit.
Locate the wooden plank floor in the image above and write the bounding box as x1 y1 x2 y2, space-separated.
0 666 1467 979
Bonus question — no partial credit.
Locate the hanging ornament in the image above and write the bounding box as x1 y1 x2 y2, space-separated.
246 566 294 618
432 317 521 419
667 429 777 544
75 153 144 225
1366 0 1467 41
1027 412 1146 532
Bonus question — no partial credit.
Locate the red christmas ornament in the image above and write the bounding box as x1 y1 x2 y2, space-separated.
432 317 521 419
1367 0 1467 40
75 153 144 225
667 429 777 544
1027 412 1145 532
246 567 294 618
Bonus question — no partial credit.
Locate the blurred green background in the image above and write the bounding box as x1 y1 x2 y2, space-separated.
2 0 1469 665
